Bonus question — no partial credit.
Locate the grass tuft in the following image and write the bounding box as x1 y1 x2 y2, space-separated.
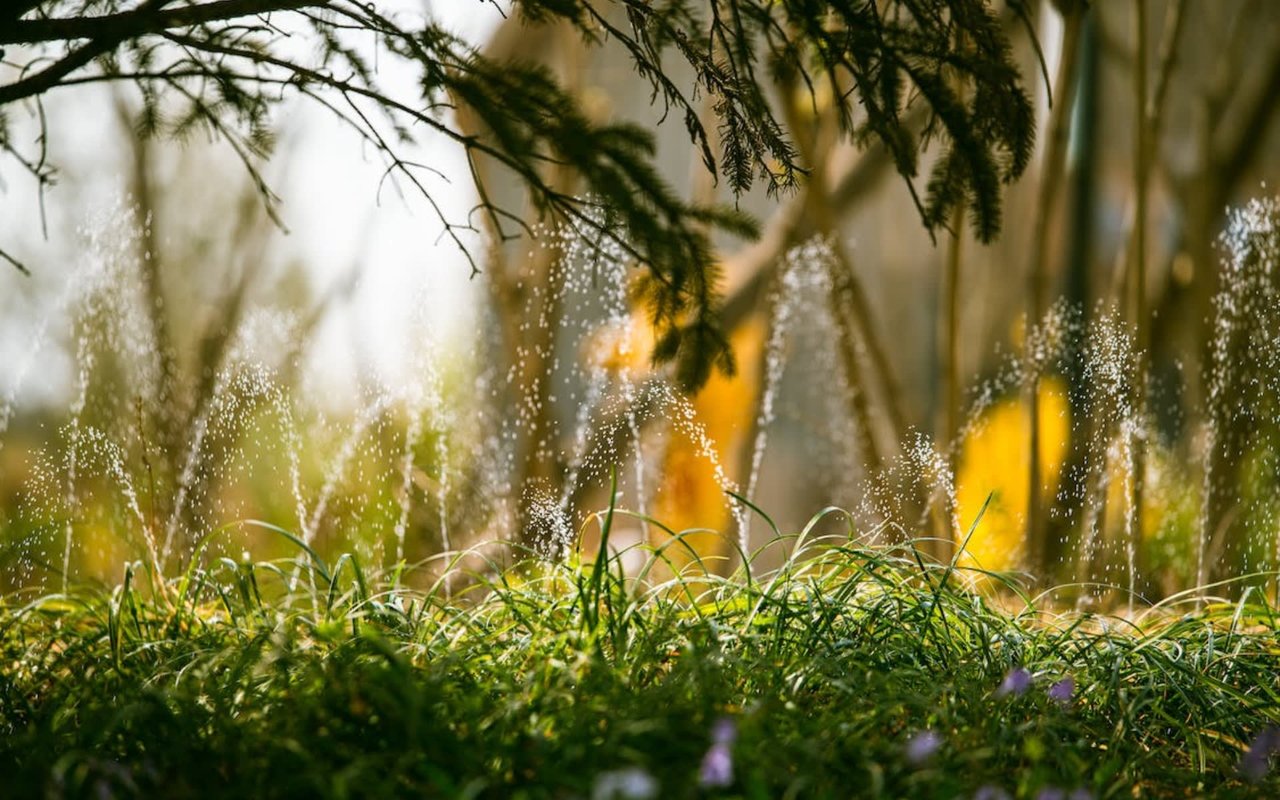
1 502 1278 798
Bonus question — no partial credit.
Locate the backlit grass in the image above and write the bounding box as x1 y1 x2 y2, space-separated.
1 502 1278 799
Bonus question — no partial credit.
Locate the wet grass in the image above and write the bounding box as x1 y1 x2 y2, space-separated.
1 503 1278 799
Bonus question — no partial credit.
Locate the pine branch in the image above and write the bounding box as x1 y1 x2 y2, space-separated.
0 0 327 46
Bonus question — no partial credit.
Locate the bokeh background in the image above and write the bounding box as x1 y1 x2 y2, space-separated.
3 1 1280 599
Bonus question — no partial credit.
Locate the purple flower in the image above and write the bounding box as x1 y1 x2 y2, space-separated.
973 786 1012 800
711 716 738 746
699 717 737 788
1239 726 1280 782
1067 789 1095 800
905 729 943 765
699 743 733 788
1048 677 1076 706
996 667 1032 698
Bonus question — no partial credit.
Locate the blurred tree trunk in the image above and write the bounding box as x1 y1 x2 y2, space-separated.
1142 11 1280 588
764 69 944 553
1127 0 1150 601
120 110 178 445
454 18 584 554
936 25 973 561
1058 13 1097 584
1025 0 1085 582
113 102 347 563
777 75 887 479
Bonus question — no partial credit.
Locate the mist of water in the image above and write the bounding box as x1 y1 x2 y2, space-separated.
5 194 1280 599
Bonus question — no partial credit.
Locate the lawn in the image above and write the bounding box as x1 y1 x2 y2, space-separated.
1 508 1277 799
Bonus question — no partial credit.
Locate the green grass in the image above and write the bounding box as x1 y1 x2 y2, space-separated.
1 504 1278 799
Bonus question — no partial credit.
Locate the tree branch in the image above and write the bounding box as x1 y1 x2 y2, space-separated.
0 245 31 276
0 36 116 105
0 0 326 46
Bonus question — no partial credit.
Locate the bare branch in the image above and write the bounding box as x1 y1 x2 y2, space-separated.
0 245 31 276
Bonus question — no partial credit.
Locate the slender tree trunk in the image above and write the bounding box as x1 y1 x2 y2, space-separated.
450 18 585 554
1127 0 1150 601
510 24 584 553
936 25 971 560
1199 41 1280 590
1059 13 1096 585
777 75 888 485
1025 2 1084 582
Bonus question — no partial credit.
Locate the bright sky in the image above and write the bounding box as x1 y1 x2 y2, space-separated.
284 2 511 394
0 2 504 410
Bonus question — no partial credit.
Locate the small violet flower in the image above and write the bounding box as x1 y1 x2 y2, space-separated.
699 744 733 788
699 717 737 789
905 729 943 765
711 716 738 746
592 767 659 800
996 667 1032 698
1239 726 1280 782
973 786 1012 800
1048 676 1076 706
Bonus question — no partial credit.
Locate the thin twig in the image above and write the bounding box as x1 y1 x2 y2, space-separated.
0 245 31 276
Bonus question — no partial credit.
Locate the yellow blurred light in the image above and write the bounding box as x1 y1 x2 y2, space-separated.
954 378 1070 572
650 317 766 569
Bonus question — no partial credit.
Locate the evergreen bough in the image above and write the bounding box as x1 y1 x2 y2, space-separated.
0 0 1036 390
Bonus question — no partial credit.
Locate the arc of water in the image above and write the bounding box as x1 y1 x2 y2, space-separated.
621 376 647 541
80 426 165 574
62 357 92 591
161 364 235 562
743 262 800 552
307 391 394 538
394 412 423 566
651 383 745 557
